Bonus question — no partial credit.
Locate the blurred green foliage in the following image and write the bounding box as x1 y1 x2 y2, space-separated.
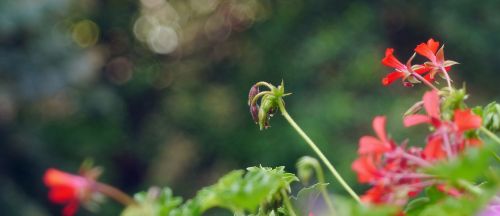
1 0 500 215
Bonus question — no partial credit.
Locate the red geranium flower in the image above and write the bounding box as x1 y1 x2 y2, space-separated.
414 38 458 82
353 116 431 206
44 168 95 216
381 48 430 86
415 38 440 64
404 90 483 160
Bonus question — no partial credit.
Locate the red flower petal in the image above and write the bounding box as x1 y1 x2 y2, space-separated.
62 201 79 216
373 116 388 144
414 65 432 75
423 136 446 160
415 42 437 63
382 71 405 86
43 168 90 216
454 109 482 132
423 73 434 82
44 168 74 187
48 185 77 203
404 114 431 127
426 38 440 54
423 90 440 119
358 136 388 155
382 48 406 71
361 185 386 204
352 156 379 183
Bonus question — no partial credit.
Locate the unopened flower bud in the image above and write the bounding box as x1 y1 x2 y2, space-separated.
247 81 291 130
250 103 259 123
259 96 274 130
483 102 500 132
248 84 259 106
296 156 320 185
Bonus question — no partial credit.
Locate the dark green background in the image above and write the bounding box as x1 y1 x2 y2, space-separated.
1 0 499 215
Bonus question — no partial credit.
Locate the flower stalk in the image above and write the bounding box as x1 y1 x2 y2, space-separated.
297 156 337 215
281 189 298 216
248 81 361 203
95 182 137 206
277 101 361 203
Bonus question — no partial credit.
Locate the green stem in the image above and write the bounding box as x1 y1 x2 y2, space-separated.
251 91 272 106
313 163 337 215
281 190 297 216
480 126 500 145
278 102 361 203
255 81 274 90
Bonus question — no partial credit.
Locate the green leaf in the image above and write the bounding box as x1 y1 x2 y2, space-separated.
404 186 446 216
332 196 399 216
121 187 183 216
417 196 490 216
425 146 491 182
405 197 430 216
194 166 298 213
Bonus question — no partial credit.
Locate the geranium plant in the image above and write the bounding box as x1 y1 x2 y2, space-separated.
44 39 500 216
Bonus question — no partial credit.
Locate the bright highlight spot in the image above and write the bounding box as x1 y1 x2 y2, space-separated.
72 19 99 48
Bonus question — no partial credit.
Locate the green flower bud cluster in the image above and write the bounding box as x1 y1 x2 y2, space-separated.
482 102 500 132
247 81 290 130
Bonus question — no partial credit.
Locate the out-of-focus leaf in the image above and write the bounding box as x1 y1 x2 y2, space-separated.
121 166 297 216
290 183 327 215
425 146 491 182
121 187 183 216
407 143 500 216
405 186 446 216
332 196 399 216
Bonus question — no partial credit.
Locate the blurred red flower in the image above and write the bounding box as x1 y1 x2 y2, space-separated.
43 168 94 216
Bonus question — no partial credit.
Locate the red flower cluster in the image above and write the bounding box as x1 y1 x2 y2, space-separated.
381 39 458 86
44 168 96 216
352 91 482 206
405 90 482 160
352 116 430 205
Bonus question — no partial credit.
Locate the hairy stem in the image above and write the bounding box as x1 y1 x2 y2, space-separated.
281 190 297 216
255 81 274 90
401 152 432 167
441 131 454 159
278 102 361 203
312 162 337 215
411 72 439 91
440 66 454 91
95 183 137 206
251 91 272 106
